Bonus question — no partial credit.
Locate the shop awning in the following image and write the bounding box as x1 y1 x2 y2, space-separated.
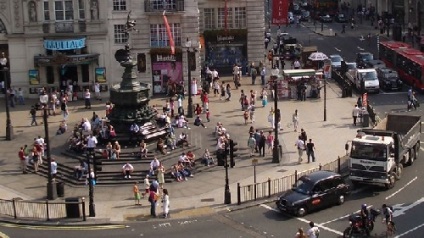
282 69 316 77
34 53 99 67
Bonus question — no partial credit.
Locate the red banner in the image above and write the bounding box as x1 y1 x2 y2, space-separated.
162 12 175 55
272 0 289 25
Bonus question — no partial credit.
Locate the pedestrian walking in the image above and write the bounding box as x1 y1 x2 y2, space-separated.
84 89 91 109
266 131 274 153
143 175 150 198
220 81 226 100
148 189 158 217
306 221 320 238
133 181 141 205
300 128 307 145
295 227 307 238
18 147 27 174
205 109 210 122
258 131 266 156
226 84 232 101
17 88 25 105
213 79 220 97
295 136 305 164
243 110 249 125
306 139 316 163
292 109 299 132
249 104 255 124
352 104 360 126
162 189 170 218
247 134 256 157
260 67 266 85
30 106 38 126
268 109 275 128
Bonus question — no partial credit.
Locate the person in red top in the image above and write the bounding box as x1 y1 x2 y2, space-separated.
194 104 202 116
203 92 209 113
18 147 27 174
186 151 196 167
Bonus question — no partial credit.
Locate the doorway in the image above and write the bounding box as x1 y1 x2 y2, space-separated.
59 65 78 91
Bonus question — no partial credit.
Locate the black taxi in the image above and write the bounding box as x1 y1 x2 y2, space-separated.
276 171 350 217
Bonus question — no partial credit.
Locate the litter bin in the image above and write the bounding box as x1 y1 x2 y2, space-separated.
65 197 81 218
362 111 370 127
56 182 65 197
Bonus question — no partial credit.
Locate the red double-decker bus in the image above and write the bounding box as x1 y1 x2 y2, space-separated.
379 41 411 68
395 50 424 90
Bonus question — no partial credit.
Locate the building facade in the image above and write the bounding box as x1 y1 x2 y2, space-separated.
0 0 265 97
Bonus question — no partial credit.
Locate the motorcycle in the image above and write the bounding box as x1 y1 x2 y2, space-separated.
343 208 380 238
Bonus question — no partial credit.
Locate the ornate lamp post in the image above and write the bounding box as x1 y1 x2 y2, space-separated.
272 79 280 163
0 53 12 140
40 94 57 200
184 39 199 118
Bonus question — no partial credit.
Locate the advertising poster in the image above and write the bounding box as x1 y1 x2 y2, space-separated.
272 0 289 25
151 54 183 94
95 67 106 83
28 69 40 85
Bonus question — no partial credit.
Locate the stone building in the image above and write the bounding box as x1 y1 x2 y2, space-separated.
0 0 265 98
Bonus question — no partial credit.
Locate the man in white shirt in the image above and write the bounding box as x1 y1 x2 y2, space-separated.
122 162 134 179
295 136 305 164
178 152 190 165
51 158 58 180
211 68 219 80
293 59 301 69
82 119 92 132
17 88 25 105
94 82 101 101
86 134 98 153
306 221 320 238
129 123 140 144
84 89 91 109
149 157 160 175
352 104 360 126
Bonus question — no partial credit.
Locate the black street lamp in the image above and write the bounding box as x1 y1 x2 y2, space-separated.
272 79 280 163
86 152 96 217
0 54 13 141
224 142 231 204
184 39 196 118
40 94 57 200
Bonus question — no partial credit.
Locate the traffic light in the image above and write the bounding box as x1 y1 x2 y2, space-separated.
229 139 238 168
217 150 225 166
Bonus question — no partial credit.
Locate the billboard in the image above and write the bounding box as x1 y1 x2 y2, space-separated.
272 0 289 25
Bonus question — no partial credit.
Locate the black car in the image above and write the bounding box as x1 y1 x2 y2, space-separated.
377 67 403 91
276 171 350 217
356 52 374 68
320 14 333 23
335 13 348 23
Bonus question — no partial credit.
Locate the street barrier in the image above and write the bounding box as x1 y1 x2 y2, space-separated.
0 197 86 221
237 156 349 205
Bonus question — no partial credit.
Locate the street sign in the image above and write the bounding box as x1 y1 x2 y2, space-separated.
252 158 258 166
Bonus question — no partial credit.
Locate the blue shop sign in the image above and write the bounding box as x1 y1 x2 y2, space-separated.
43 38 86 50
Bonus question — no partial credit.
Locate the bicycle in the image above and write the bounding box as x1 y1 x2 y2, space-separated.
385 220 396 237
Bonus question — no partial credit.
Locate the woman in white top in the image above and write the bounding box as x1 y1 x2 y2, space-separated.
162 189 170 218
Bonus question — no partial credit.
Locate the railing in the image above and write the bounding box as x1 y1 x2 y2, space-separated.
0 198 86 221
144 0 184 12
237 156 349 205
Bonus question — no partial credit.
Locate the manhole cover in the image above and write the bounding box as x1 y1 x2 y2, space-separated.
277 169 287 173
200 198 215 202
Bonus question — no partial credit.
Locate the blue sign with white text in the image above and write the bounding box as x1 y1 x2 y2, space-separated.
43 38 86 50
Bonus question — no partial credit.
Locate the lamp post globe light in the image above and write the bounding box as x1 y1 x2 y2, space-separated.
0 53 13 141
40 93 57 200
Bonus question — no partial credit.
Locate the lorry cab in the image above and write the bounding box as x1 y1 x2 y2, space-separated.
349 133 397 188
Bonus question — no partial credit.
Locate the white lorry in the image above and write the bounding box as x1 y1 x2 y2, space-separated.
345 68 380 93
349 114 421 189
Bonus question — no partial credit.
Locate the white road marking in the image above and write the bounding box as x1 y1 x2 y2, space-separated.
379 91 408 95
321 205 373 225
394 222 424 237
385 176 418 200
259 204 343 236
393 197 424 217
334 47 341 52
357 46 364 51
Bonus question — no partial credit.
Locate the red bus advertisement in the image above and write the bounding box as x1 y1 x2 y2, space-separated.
378 41 411 68
395 50 424 90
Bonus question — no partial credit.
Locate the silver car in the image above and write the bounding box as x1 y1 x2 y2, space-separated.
330 54 344 71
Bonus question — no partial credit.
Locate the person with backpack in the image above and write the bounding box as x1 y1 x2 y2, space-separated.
306 221 320 238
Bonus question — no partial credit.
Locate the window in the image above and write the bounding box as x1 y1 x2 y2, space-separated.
78 0 85 19
234 7 246 28
218 8 232 29
55 0 73 21
150 23 181 47
113 0 127 11
203 8 215 29
43 0 50 21
114 24 128 44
